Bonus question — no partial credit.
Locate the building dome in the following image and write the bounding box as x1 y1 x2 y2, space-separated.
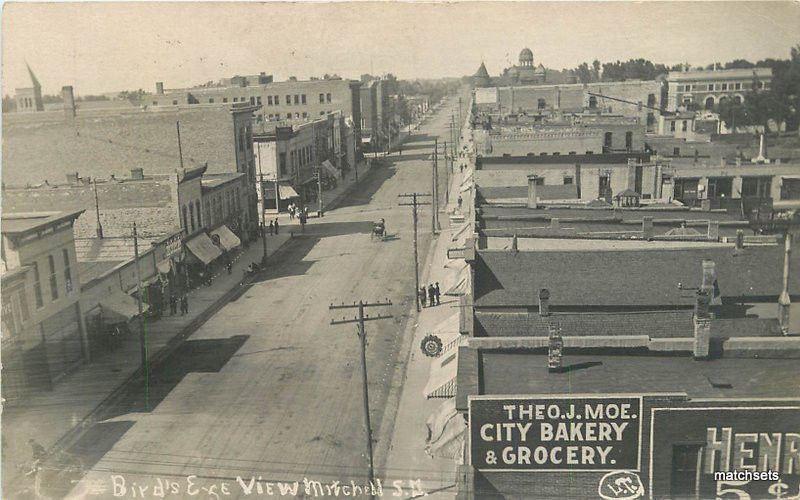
519 48 534 67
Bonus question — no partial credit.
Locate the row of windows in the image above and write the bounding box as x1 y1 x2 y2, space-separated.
676 81 767 92
154 93 335 107
30 249 74 309
182 188 242 234
290 144 314 170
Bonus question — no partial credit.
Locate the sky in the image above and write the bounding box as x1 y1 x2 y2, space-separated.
2 1 800 97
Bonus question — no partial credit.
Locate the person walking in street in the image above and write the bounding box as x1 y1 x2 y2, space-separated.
428 283 436 307
180 295 188 315
169 295 178 315
269 220 274 235
434 282 441 306
274 218 279 235
419 287 427 308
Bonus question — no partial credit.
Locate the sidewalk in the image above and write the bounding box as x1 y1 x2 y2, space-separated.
1 230 293 491
380 112 472 499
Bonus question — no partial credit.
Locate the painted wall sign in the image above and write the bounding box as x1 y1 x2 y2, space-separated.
469 395 642 472
650 406 800 499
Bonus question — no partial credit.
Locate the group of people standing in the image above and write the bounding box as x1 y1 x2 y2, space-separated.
419 282 441 308
168 294 189 315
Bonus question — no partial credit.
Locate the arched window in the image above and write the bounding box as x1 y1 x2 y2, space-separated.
734 95 743 105
537 98 546 110
604 132 613 150
704 96 715 110
588 96 598 109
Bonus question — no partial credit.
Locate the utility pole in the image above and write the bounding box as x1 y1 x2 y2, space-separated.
176 121 184 170
444 141 450 205
329 299 393 498
399 193 431 311
93 178 104 238
316 166 324 217
256 150 268 266
432 139 440 234
133 222 149 410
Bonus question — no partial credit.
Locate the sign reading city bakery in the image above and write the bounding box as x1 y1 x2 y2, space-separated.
469 395 642 471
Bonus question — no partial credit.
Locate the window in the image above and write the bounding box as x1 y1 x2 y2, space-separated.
294 95 299 105
670 120 676 132
670 445 702 498
257 96 262 105
233 97 239 102
563 176 574 185
48 255 58 301
625 131 633 151
294 112 300 119
152 101 158 106
172 100 178 105
673 147 681 156
721 83 728 91
320 93 325 103
268 96 273 105
588 96 598 109
326 93 332 103
676 85 684 92
301 94 307 104
195 200 202 228
32 262 43 308
537 98 546 110
62 249 73 293
708 84 714 91
734 83 742 90
275 95 279 104
189 203 196 232
286 95 292 105
302 112 308 118
250 97 256 105
682 120 688 132
287 113 292 119
742 176 773 198
604 132 613 150
182 205 188 232
222 97 228 103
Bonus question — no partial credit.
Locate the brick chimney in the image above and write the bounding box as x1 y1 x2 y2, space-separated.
735 229 744 249
642 216 654 240
693 289 712 360
62 86 76 121
539 288 551 317
156 82 164 95
707 220 720 241
527 175 540 208
779 234 792 335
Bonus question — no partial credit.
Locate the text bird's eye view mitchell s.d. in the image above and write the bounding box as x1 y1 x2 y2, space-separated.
1 2 800 499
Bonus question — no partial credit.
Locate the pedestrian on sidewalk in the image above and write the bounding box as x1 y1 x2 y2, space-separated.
419 287 427 308
180 295 188 315
274 218 279 235
434 282 441 305
428 284 436 307
269 220 274 235
457 195 463 210
226 259 233 275
169 295 178 315
288 203 295 220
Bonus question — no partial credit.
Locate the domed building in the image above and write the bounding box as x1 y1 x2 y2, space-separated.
502 47 547 85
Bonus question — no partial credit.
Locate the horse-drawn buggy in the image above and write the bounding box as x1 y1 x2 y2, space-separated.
371 218 388 241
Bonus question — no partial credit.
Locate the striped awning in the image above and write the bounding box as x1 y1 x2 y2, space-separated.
425 398 466 462
424 349 459 399
185 233 223 265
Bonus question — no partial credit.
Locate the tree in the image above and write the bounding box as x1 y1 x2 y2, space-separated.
716 99 748 132
724 59 755 69
118 89 146 105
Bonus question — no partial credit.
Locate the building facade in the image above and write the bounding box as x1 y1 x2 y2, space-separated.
1 211 87 400
665 67 773 111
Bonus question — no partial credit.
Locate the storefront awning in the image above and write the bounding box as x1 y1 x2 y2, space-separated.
424 349 459 399
279 185 300 199
156 258 172 275
444 263 470 297
100 290 147 323
425 398 466 461
321 160 339 177
432 313 467 354
210 225 241 252
186 233 223 265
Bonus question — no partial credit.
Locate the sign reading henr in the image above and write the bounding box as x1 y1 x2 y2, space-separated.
469 396 642 471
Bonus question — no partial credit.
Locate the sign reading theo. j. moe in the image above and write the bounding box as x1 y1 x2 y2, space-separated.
469 396 642 472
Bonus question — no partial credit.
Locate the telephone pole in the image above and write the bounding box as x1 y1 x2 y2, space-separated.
399 193 431 311
133 222 149 410
316 166 324 217
176 121 184 170
256 151 268 266
93 178 104 238
329 299 393 498
432 139 440 234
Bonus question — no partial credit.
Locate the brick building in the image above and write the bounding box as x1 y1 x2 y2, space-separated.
1 211 87 400
665 67 773 111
